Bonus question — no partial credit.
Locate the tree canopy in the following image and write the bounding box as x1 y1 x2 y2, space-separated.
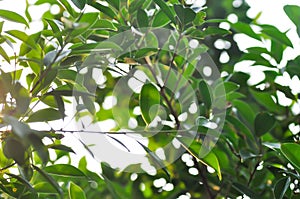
0 0 299 198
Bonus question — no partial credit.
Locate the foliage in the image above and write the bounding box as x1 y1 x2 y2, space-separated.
0 0 299 198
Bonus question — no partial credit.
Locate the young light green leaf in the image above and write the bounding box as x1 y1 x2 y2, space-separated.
139 83 161 124
71 0 86 10
281 143 300 171
69 182 86 199
5 30 36 49
0 45 10 63
0 9 29 27
203 152 222 180
26 108 62 123
254 112 275 136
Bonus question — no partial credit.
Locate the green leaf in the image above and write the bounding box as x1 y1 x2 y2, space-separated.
45 19 63 46
281 143 300 171
0 9 29 27
0 45 10 63
139 83 161 124
198 80 212 110
32 164 63 197
274 177 291 199
137 141 170 180
27 108 62 123
3 137 26 165
254 112 275 136
203 152 222 180
137 9 148 28
261 24 293 47
34 182 57 194
88 1 116 18
69 182 86 199
29 134 49 164
231 22 261 41
152 10 171 27
174 4 196 27
71 0 86 10
284 5 300 38
5 173 37 196
58 0 77 17
286 55 300 78
43 49 71 67
5 30 36 49
107 0 120 10
91 19 117 31
11 82 30 114
153 0 175 23
44 164 86 177
232 99 256 124
49 144 75 153
193 11 206 26
3 115 31 139
232 182 257 198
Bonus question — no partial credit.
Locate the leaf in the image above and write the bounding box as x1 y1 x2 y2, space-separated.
71 0 86 10
32 164 63 197
281 143 300 171
45 19 63 46
261 24 293 47
3 137 26 165
137 9 148 28
49 144 75 153
174 4 196 27
44 164 86 177
152 10 171 27
199 80 212 110
0 45 10 63
139 83 161 124
107 0 120 10
34 182 57 194
27 108 62 123
43 49 71 67
254 112 275 136
286 55 300 78
193 11 206 26
58 0 77 17
231 22 261 41
3 115 31 139
232 99 256 124
0 9 29 27
5 173 37 196
284 5 300 38
153 0 175 23
274 177 291 199
5 30 36 49
29 134 49 164
137 141 170 180
88 1 116 18
232 182 257 198
69 182 86 199
203 152 222 180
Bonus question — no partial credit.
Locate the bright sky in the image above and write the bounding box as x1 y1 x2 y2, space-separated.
0 0 300 173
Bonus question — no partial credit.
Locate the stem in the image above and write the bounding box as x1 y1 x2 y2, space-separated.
0 162 16 171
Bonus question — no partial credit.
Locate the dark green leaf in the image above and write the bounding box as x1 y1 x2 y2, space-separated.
139 83 161 124
107 0 120 10
281 143 300 171
0 9 29 27
274 177 291 199
174 4 196 27
261 24 293 47
3 115 31 139
69 182 86 199
27 108 62 123
153 0 175 23
231 22 261 41
137 9 148 28
199 80 212 110
45 19 63 46
3 137 26 165
254 112 275 136
284 5 300 38
29 134 49 164
49 144 74 153
88 2 117 18
232 100 256 124
152 10 171 27
71 0 86 10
